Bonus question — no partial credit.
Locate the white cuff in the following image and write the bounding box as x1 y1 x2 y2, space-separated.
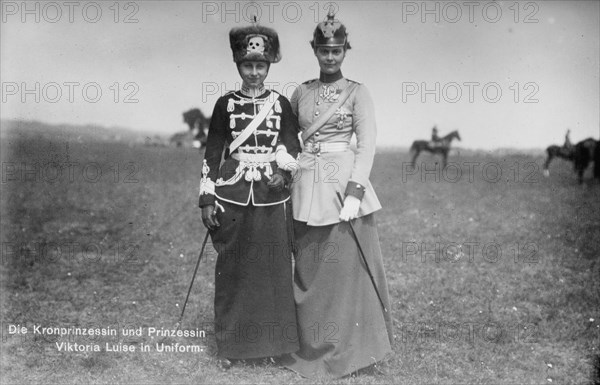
199 178 215 196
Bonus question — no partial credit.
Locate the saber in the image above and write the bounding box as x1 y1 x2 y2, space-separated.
336 191 388 313
174 230 211 329
158 225 211 346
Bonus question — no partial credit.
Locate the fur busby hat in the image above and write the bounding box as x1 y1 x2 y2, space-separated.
229 24 281 64
311 11 351 50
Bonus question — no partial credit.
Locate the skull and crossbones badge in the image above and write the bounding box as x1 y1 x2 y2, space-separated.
246 36 265 54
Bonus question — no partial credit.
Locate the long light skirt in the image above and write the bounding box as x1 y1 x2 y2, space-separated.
283 214 394 378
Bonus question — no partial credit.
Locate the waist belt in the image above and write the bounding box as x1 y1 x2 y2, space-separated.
304 142 349 154
231 152 275 163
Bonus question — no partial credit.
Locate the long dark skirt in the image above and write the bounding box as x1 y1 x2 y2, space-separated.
282 214 394 378
210 200 299 359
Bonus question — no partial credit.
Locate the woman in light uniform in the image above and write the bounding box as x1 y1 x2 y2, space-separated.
282 12 394 379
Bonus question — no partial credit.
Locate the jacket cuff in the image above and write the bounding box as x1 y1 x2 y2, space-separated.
199 194 215 208
345 181 366 200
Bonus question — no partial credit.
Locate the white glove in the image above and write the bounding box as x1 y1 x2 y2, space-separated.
275 146 299 172
339 195 361 222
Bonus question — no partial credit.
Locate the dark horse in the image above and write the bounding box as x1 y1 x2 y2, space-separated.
410 130 461 167
544 138 599 184
573 138 599 184
182 108 210 149
542 145 574 177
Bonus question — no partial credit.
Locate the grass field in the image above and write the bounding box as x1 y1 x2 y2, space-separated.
1 133 599 384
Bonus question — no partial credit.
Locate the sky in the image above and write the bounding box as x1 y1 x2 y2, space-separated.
1 0 599 149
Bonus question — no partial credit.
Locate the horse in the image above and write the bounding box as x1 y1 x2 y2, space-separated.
169 130 196 148
544 138 599 184
595 140 600 180
409 130 461 168
182 108 210 149
542 145 574 177
572 138 599 184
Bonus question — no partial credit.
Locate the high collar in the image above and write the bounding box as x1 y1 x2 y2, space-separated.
319 70 343 83
240 83 266 98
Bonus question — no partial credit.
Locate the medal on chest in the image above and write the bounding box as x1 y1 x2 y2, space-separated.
334 107 350 129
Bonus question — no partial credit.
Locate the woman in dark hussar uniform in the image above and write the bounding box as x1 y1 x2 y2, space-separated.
281 12 394 379
198 23 301 364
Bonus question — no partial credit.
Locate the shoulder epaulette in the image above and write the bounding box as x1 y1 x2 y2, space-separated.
302 78 318 85
347 79 362 85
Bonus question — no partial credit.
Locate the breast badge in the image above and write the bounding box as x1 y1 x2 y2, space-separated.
320 84 341 102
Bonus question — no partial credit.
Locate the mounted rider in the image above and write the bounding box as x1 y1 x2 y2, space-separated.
430 125 442 148
564 129 573 152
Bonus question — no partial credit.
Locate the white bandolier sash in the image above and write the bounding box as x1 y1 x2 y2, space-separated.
229 93 280 154
301 83 359 143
